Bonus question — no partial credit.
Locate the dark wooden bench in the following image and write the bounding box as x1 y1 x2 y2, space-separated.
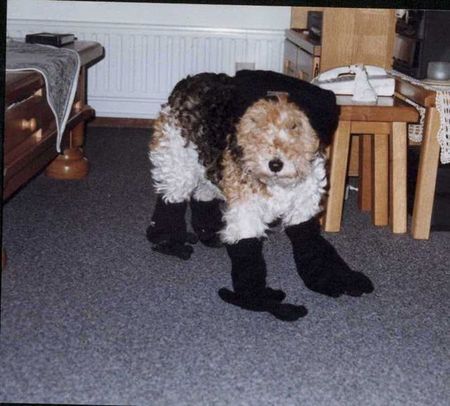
3 40 104 200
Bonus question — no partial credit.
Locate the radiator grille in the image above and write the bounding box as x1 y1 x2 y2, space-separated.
8 19 285 118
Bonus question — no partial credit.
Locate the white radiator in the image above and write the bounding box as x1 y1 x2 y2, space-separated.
7 19 285 119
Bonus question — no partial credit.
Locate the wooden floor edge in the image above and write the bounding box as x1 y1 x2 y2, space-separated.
88 117 155 129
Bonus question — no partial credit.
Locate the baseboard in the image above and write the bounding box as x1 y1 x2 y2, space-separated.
88 117 154 129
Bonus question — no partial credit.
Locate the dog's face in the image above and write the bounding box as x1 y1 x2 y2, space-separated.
235 95 320 187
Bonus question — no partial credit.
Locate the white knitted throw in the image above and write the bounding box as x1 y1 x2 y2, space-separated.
389 70 450 164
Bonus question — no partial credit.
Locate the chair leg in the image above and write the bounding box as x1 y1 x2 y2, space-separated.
324 121 352 232
372 133 389 226
348 134 360 177
412 107 441 240
358 134 373 212
390 122 408 233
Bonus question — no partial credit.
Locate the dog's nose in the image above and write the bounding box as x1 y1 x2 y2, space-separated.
268 159 284 173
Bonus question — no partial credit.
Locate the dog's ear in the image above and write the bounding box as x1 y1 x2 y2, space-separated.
294 88 340 146
233 70 340 146
266 90 289 103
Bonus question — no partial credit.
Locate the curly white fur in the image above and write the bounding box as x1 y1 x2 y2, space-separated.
220 155 326 243
150 111 223 203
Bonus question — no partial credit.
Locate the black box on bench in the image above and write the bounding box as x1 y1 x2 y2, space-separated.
25 33 75 47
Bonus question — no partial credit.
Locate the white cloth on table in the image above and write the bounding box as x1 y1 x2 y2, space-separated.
389 69 450 164
6 39 80 153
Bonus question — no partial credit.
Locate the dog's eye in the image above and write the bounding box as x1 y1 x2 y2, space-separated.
290 123 297 130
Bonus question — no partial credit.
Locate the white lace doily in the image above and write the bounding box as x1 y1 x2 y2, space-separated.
389 70 450 164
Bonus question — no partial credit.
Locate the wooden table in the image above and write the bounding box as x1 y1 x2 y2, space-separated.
323 96 419 234
395 79 442 240
4 41 104 200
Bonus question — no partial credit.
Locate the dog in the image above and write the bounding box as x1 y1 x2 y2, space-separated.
147 70 374 322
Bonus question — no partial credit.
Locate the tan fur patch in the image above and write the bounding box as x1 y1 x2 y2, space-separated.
149 114 165 150
149 108 181 151
220 150 269 203
234 98 320 183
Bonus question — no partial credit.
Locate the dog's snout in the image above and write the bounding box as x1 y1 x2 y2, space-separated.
268 159 284 173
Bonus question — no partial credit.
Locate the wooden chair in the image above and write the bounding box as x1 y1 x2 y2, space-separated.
323 96 419 233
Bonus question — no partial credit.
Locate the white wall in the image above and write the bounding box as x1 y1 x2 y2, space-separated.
7 1 291 119
7 0 290 30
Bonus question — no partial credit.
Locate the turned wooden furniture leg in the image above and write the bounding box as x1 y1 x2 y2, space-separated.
45 64 90 180
45 123 89 180
71 120 85 148
358 134 373 212
324 120 352 232
390 122 408 233
319 145 332 227
372 133 389 226
412 107 441 239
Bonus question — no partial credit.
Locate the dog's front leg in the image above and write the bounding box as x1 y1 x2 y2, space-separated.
190 199 224 248
219 238 307 322
218 203 307 321
285 218 374 297
146 195 198 260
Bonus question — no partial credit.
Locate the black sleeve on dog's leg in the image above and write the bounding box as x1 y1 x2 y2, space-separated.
190 199 224 247
285 218 374 297
147 195 189 243
146 195 198 259
219 238 307 322
226 238 267 294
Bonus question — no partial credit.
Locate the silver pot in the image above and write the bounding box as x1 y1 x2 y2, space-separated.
427 62 450 81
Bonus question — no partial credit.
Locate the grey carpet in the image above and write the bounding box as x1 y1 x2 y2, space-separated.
1 127 449 406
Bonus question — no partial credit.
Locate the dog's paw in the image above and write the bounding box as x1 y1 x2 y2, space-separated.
152 241 194 260
146 224 198 244
339 270 374 296
292 234 374 297
263 287 286 302
197 232 223 248
302 264 374 297
269 302 308 322
184 232 199 245
147 223 199 260
218 288 306 322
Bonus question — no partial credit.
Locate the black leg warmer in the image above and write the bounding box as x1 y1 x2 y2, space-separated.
190 199 224 247
285 218 374 297
218 238 307 322
146 195 198 260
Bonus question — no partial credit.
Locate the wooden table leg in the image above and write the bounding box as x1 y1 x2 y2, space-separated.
71 114 86 148
412 107 441 240
324 120 352 232
358 134 373 212
45 123 89 180
372 133 389 226
45 64 90 181
390 122 408 233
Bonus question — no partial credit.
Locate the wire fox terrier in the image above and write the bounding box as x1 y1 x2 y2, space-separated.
147 70 373 322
